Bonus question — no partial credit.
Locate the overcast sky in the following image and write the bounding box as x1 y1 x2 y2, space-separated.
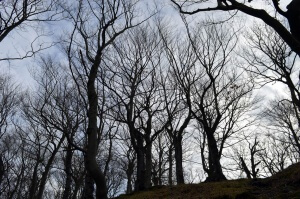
0 0 295 95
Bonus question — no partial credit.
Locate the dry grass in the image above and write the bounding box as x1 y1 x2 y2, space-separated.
116 163 300 199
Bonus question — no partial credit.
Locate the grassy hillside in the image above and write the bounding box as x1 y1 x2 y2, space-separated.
116 163 300 199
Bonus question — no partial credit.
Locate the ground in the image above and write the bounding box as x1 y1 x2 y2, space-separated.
115 163 300 199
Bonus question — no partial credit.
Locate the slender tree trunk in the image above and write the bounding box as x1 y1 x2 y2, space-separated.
37 136 65 199
28 160 39 199
240 157 251 179
158 145 163 186
205 131 226 182
168 147 173 185
0 156 4 186
126 173 132 194
8 164 24 199
174 135 184 184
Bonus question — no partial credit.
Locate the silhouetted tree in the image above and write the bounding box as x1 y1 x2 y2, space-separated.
171 0 300 56
65 0 141 197
105 25 168 191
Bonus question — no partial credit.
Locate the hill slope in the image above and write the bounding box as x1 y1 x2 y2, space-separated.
116 163 300 199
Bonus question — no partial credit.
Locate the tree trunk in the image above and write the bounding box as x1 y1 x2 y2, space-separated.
28 159 39 199
126 170 133 194
86 60 108 199
240 157 251 179
158 143 163 186
205 131 226 182
286 0 300 42
82 168 95 199
134 134 146 191
0 156 4 186
62 143 73 199
145 137 152 189
126 150 134 194
174 135 184 184
72 175 84 199
37 135 65 199
168 147 173 185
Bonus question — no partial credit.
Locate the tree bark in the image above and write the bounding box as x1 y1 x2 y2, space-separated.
62 143 73 199
73 175 84 199
85 57 108 199
205 131 226 182
174 135 184 184
126 162 133 194
286 0 300 42
134 136 146 191
168 147 173 185
82 168 95 199
145 137 152 189
126 148 134 194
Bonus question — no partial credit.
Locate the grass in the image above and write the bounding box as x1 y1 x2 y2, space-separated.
115 162 300 199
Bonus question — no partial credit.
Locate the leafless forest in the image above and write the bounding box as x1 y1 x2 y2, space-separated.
0 0 299 198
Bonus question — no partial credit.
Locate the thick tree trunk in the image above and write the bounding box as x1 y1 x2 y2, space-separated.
286 0 300 42
82 168 95 199
86 136 107 199
135 153 145 191
62 143 73 199
174 135 184 184
73 175 84 199
145 138 152 189
86 60 108 199
135 151 145 191
205 131 226 182
134 135 146 191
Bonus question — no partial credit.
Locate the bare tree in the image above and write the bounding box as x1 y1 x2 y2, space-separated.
258 135 296 176
171 0 300 57
0 0 60 61
160 32 194 184
242 23 300 122
105 25 168 191
262 99 300 156
0 73 19 186
151 133 170 186
238 137 261 179
27 56 87 199
241 24 300 160
65 1 142 198
165 21 256 182
0 131 28 199
114 128 136 194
